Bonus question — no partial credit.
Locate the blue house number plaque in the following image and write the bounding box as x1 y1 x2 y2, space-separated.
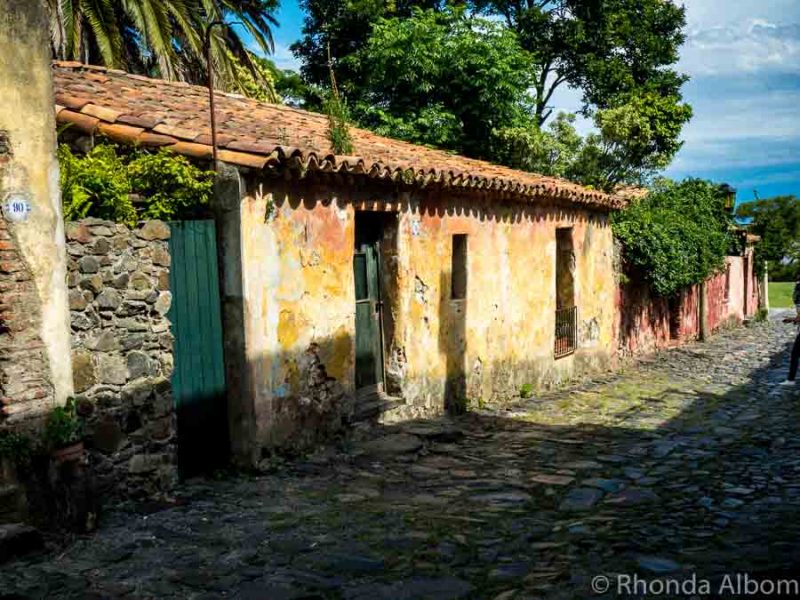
3 193 32 223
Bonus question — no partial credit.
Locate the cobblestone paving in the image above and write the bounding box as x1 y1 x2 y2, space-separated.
3 319 800 599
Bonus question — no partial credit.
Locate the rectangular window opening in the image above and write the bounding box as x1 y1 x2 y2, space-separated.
451 234 468 300
555 228 577 357
724 265 731 303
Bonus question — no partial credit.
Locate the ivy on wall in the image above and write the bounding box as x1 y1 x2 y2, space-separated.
59 144 215 225
612 179 735 297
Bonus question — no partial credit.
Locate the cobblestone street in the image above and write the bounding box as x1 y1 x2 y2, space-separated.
3 319 800 599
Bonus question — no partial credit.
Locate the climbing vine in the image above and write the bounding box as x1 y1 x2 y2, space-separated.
612 179 735 297
59 144 215 225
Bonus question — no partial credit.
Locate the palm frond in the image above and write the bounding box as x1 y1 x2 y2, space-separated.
81 0 123 66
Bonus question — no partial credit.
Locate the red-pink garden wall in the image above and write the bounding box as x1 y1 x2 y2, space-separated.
616 251 761 359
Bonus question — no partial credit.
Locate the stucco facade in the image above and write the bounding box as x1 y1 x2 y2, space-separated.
47 64 763 469
0 1 73 423
226 177 617 459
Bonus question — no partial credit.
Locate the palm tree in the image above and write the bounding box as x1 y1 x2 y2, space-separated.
46 0 279 97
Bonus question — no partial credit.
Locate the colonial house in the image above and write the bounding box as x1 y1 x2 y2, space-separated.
51 62 624 466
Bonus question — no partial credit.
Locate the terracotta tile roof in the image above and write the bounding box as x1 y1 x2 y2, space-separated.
52 62 624 210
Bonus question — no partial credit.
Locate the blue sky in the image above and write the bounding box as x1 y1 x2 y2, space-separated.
263 0 800 203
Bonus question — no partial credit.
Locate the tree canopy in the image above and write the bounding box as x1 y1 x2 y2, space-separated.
292 0 692 190
736 196 800 281
344 7 536 158
472 0 689 125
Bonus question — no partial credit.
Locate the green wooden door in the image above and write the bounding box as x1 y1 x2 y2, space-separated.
354 243 385 389
167 220 228 475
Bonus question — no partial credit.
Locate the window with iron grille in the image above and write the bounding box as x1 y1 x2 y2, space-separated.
555 228 577 357
555 306 578 358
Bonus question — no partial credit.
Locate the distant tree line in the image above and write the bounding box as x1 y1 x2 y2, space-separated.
736 196 800 281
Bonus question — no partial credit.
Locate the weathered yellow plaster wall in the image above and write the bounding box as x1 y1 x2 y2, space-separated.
239 182 356 451
237 178 616 452
388 195 616 418
0 1 73 413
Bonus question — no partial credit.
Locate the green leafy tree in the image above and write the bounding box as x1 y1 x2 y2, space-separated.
344 8 537 158
59 144 136 224
293 0 692 188
472 0 689 124
612 179 734 296
127 151 215 220
292 0 446 95
46 0 279 97
492 113 583 177
574 92 692 190
220 52 280 103
494 94 691 191
736 196 800 281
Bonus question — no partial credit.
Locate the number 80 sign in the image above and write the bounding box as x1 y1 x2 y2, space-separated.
2 192 32 223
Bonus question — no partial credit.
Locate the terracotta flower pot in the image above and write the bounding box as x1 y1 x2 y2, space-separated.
51 441 84 464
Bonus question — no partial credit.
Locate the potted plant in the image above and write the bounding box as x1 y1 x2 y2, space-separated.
44 398 84 463
0 429 31 481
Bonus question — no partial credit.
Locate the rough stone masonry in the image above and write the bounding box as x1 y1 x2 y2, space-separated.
66 219 177 498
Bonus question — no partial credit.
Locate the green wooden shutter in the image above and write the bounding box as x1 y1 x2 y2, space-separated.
168 220 228 475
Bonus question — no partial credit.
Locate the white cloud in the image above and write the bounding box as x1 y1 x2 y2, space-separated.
664 2 800 187
679 18 800 76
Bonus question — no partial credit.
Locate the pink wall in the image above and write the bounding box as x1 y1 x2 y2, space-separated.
616 251 760 358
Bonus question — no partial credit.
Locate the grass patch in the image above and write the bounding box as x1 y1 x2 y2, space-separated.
769 281 795 309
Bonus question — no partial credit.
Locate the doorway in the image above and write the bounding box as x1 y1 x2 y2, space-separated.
353 212 396 392
167 220 228 476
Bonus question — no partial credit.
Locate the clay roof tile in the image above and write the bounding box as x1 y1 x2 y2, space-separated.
51 62 624 209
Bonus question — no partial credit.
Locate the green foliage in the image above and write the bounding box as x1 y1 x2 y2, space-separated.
222 51 280 103
44 398 83 450
126 151 215 220
492 113 584 179
493 94 692 192
324 94 355 155
58 143 214 224
564 92 692 191
47 0 279 96
344 7 536 158
736 196 800 281
473 0 689 124
519 383 534 399
293 0 445 94
753 308 769 323
294 0 691 187
612 179 734 297
0 429 32 466
59 144 137 225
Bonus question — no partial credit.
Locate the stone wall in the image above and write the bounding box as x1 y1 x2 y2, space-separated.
66 219 176 498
